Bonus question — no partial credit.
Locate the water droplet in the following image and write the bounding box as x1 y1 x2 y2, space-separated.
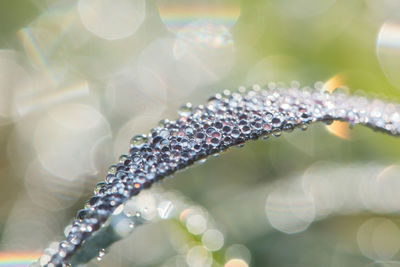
332 87 348 95
196 132 206 141
178 103 193 116
222 125 232 133
119 154 129 163
130 134 148 148
231 128 240 138
84 201 91 210
209 137 220 147
240 125 251 135
43 83 400 263
158 119 169 128
197 158 207 165
261 133 270 140
299 123 309 131
271 117 282 128
159 129 170 139
107 165 117 175
97 248 106 261
76 209 89 221
94 182 106 195
184 126 194 136
272 128 282 137
283 123 294 133
323 116 333 125
69 233 81 245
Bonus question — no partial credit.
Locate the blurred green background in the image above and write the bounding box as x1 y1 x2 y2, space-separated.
1 0 400 266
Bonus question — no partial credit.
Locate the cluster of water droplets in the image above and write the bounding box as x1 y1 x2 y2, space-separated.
37 83 400 266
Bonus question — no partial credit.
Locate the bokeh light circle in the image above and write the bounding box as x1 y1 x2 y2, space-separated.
225 258 249 267
265 179 316 234
78 0 146 40
34 104 111 181
186 245 212 267
157 0 241 33
173 20 235 88
106 66 167 120
225 244 251 264
0 54 30 126
377 18 400 88
357 218 400 261
24 161 84 212
201 229 224 251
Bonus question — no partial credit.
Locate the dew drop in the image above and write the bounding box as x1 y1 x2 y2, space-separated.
84 201 91 210
158 119 169 128
271 117 282 128
159 129 170 139
97 248 106 261
130 134 148 148
184 126 194 136
283 123 294 133
94 182 106 195
272 128 282 137
323 117 333 125
332 87 348 95
76 209 89 221
43 83 400 265
261 133 270 140
119 154 129 163
107 165 117 175
198 158 207 165
69 234 81 245
299 122 308 131
231 128 240 138
210 137 220 147
222 125 232 133
179 103 193 116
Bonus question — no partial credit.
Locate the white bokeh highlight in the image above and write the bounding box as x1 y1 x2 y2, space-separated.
377 19 400 88
357 218 400 261
34 104 111 181
78 0 146 40
265 179 316 234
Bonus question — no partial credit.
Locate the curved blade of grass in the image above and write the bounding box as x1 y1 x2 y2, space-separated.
36 84 400 266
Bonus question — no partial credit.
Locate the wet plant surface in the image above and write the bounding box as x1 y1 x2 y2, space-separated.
37 85 400 266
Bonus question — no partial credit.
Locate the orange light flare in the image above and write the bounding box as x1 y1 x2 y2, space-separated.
225 259 249 267
323 75 352 140
179 208 192 222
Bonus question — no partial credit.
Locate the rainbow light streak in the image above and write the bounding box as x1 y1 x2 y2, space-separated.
33 4 77 56
16 27 59 85
157 4 240 32
16 80 90 116
0 251 42 267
